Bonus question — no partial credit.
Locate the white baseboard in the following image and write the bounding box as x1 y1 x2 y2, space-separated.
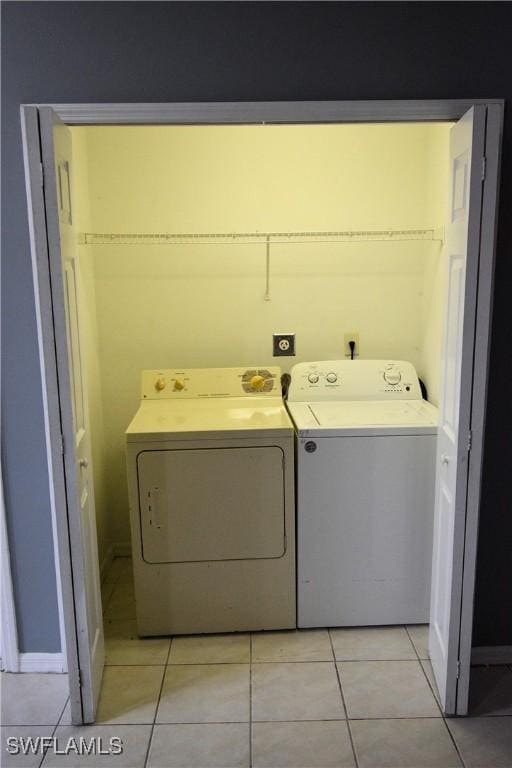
18 652 67 673
112 542 131 557
472 646 512 665
99 543 115 583
99 542 131 582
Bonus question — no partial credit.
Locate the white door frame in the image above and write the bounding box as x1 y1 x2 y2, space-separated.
455 103 503 710
20 99 502 718
1 468 19 672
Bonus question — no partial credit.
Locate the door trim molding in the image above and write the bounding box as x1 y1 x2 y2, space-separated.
18 653 67 673
20 98 503 720
1 469 19 672
20 106 73 676
455 103 503 714
26 99 504 125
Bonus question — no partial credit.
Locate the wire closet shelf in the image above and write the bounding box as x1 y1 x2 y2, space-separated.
79 227 444 246
79 227 444 301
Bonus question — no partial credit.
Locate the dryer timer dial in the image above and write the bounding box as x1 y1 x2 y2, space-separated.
250 375 266 391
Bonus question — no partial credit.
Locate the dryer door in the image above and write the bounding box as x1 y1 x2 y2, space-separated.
137 446 286 563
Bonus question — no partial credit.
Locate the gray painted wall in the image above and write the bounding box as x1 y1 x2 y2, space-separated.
1 1 511 652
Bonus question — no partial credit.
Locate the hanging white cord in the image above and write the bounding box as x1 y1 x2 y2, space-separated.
264 236 271 302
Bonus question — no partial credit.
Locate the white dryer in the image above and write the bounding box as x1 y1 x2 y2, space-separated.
126 367 295 636
286 360 438 628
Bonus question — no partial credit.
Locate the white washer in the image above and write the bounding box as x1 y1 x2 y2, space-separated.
126 366 296 636
286 360 438 628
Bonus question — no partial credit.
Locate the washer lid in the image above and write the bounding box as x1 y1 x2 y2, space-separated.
310 400 438 427
287 399 438 435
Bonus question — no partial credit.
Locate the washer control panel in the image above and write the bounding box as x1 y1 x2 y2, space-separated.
141 367 280 399
288 360 423 402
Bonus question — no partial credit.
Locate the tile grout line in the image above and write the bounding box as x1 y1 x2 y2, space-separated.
143 636 172 768
13 714 503 728
404 626 443 715
161 657 433 666
105 661 173 669
54 693 70 729
443 715 469 768
146 715 489 725
249 633 253 768
405 625 468 768
6 715 495 725
324 658 435 666
101 557 125 617
36 694 70 768
101 583 116 616
328 628 359 768
105 557 124 585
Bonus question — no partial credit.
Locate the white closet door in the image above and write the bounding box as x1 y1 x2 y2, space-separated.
41 109 104 723
429 106 486 715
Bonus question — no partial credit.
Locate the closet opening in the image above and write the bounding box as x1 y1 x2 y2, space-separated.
21 101 502 725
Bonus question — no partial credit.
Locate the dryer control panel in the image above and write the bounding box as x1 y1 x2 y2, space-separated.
141 367 281 399
288 360 423 402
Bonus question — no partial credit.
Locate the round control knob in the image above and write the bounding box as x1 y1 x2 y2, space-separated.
250 374 266 391
154 376 166 391
304 441 317 453
383 368 401 386
326 372 338 384
308 373 319 384
174 379 185 391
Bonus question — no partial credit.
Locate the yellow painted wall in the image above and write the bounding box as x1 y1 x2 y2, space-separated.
419 131 451 405
73 123 450 549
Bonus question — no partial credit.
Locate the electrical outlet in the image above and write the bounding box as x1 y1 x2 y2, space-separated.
344 332 360 358
273 333 296 357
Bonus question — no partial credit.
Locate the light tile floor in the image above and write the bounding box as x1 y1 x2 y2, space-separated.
1 557 511 767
